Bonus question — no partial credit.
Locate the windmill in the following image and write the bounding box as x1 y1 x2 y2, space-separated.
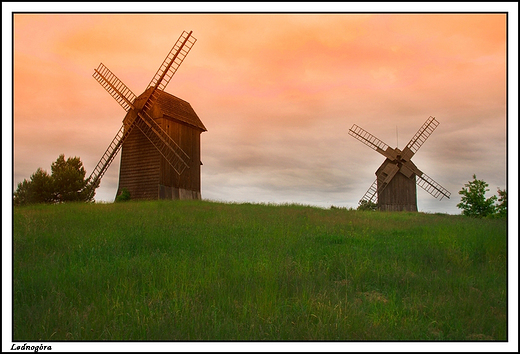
348 116 450 211
84 30 206 201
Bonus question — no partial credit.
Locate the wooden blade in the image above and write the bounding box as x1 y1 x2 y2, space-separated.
143 31 197 112
349 124 398 161
416 173 451 200
359 179 378 204
402 116 439 160
93 63 137 112
84 111 140 199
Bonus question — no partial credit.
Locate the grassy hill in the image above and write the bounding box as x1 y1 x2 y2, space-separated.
12 200 507 341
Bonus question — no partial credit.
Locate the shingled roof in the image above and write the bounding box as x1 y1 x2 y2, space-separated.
155 90 206 132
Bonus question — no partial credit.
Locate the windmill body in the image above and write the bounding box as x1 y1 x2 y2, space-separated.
349 116 451 211
84 31 205 202
118 90 206 200
376 158 417 211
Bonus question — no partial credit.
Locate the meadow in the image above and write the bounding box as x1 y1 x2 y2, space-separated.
12 200 508 341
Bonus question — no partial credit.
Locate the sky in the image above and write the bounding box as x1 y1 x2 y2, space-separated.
5 4 517 217
3 3 519 352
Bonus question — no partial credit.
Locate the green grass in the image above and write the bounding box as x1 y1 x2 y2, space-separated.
12 200 507 340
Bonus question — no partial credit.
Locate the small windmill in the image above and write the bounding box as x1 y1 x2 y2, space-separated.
348 116 450 211
84 30 206 201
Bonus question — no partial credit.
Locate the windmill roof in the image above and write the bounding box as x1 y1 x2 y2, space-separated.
155 90 206 132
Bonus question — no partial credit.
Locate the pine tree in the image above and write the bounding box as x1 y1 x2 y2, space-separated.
13 154 95 206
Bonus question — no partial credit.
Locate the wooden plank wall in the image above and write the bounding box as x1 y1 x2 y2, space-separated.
377 163 418 212
117 127 161 200
158 117 202 194
116 116 203 201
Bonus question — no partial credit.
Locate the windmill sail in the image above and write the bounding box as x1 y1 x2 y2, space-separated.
93 63 137 112
85 64 141 198
416 173 451 200
144 31 197 112
402 116 439 160
84 115 139 199
348 124 398 161
359 179 378 204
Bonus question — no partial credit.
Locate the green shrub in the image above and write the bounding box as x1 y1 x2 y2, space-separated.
115 188 131 202
357 200 378 211
457 175 498 218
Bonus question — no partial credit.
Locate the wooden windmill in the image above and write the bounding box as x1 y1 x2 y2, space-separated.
348 116 450 211
84 30 206 201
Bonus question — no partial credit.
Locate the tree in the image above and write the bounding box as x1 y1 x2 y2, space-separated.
51 154 91 203
495 188 507 218
13 154 95 206
457 175 497 218
13 179 31 206
13 168 54 205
